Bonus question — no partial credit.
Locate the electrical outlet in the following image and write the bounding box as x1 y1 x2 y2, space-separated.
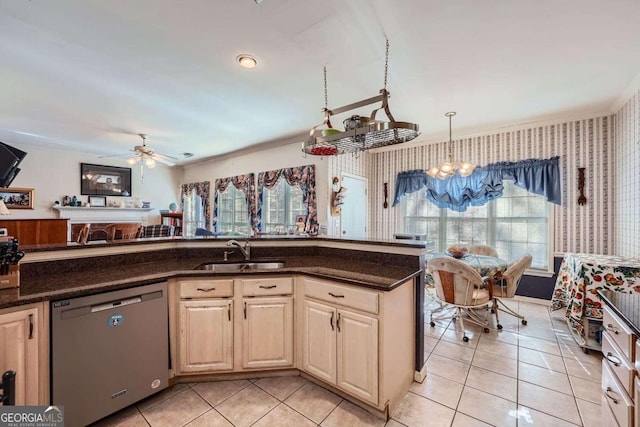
0 228 7 237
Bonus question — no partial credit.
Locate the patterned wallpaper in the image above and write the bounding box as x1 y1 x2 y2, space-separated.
614 89 640 258
325 115 616 254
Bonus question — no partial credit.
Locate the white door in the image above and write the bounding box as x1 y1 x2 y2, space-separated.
340 174 367 239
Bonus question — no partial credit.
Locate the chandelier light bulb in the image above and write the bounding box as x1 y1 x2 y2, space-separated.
426 112 476 180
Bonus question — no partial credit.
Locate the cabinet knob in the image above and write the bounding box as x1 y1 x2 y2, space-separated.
196 287 216 292
259 285 277 289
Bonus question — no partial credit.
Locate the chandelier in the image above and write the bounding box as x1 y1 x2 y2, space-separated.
426 112 475 179
302 39 419 156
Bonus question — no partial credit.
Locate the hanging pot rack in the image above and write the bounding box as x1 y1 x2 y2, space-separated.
302 40 420 156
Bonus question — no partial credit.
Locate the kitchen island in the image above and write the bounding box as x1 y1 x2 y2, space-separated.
0 236 431 420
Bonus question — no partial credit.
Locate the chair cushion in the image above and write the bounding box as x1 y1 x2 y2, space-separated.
142 225 172 237
471 288 491 305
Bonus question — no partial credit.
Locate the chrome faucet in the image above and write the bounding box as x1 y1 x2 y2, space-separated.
226 239 250 261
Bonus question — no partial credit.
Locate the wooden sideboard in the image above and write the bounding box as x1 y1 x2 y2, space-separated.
0 219 68 245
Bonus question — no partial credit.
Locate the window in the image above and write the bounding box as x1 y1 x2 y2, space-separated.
261 178 306 233
216 186 250 234
403 181 551 270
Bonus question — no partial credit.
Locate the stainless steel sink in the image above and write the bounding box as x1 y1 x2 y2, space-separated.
194 261 285 272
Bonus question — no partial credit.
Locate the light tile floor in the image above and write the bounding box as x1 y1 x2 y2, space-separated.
92 297 603 426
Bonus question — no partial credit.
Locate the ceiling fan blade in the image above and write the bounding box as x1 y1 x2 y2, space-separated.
152 152 179 161
151 154 175 166
98 152 133 158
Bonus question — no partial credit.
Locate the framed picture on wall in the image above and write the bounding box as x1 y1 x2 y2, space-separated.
81 163 131 197
0 187 34 209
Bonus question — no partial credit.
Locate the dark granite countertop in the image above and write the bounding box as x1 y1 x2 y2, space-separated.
0 256 422 309
598 290 640 336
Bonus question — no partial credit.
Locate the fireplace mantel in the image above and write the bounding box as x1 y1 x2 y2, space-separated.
53 207 154 241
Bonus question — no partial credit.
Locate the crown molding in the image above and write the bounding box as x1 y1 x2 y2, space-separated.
610 71 640 113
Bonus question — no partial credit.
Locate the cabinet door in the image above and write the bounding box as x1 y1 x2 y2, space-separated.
337 309 378 405
0 307 39 405
179 300 233 372
302 300 336 384
242 297 293 369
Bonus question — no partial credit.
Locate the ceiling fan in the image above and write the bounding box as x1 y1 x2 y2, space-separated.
99 134 177 182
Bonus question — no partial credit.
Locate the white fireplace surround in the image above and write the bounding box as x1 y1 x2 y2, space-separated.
53 206 154 241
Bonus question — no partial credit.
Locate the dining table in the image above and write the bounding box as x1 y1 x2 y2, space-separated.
425 253 510 295
551 252 640 351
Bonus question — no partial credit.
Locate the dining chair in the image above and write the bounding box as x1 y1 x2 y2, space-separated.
492 254 532 329
105 223 142 242
469 244 499 258
76 224 91 245
426 257 492 342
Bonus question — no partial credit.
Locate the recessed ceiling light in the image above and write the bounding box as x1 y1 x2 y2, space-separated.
181 152 194 158
236 54 258 69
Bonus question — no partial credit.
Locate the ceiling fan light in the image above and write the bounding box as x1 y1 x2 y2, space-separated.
127 157 140 165
145 157 157 168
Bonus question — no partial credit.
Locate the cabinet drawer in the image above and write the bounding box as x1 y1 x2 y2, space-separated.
603 306 635 361
304 278 378 314
242 277 293 296
602 330 635 395
602 395 620 427
179 279 234 298
602 360 633 427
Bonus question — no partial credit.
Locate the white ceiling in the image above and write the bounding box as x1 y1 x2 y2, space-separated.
1 0 640 164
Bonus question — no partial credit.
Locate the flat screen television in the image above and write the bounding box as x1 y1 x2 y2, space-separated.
0 142 27 188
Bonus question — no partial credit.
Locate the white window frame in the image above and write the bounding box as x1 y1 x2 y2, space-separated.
261 178 306 233
216 186 250 234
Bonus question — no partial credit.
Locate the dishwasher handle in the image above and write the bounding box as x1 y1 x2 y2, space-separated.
91 296 142 313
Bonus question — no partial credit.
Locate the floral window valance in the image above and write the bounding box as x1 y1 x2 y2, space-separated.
213 173 256 231
181 181 211 230
256 164 317 234
393 156 561 212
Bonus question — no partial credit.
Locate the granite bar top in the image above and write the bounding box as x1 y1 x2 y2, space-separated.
598 289 640 336
0 255 422 309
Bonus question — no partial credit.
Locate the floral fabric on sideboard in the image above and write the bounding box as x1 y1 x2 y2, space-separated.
551 253 640 336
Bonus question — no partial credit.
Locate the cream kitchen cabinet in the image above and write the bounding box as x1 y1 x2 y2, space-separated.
300 277 414 415
303 299 378 404
240 277 294 370
178 279 234 373
0 302 46 405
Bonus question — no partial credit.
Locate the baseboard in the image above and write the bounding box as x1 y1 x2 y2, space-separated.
413 364 427 383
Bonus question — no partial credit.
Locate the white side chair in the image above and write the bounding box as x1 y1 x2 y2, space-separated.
469 244 499 258
426 257 492 342
492 254 533 329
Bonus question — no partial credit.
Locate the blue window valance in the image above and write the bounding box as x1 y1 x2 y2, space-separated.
392 156 561 212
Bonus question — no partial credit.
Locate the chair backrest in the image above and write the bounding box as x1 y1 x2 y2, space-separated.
426 257 485 306
497 254 533 298
469 244 499 258
105 223 141 241
141 224 174 238
76 224 91 245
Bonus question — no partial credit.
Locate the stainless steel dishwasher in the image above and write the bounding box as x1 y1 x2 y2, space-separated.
51 282 169 427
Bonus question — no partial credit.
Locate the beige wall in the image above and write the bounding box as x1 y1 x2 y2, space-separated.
3 142 182 223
